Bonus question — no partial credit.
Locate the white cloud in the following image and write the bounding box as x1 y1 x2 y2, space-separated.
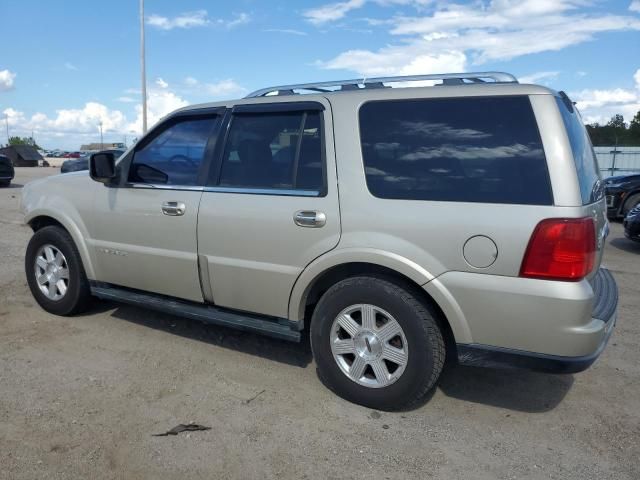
631 1 640 13
572 69 640 125
147 10 250 31
323 48 466 77
3 103 127 137
182 77 246 97
64 62 78 71
519 71 559 84
147 10 210 30
0 69 16 91
264 28 308 36
225 13 251 29
314 1 640 77
117 96 136 103
304 0 366 25
127 80 189 133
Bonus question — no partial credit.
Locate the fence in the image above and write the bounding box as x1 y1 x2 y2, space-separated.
594 146 640 178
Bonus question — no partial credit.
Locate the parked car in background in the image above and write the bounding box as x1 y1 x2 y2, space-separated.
61 149 125 173
22 72 618 410
0 154 15 186
604 174 640 218
624 206 640 242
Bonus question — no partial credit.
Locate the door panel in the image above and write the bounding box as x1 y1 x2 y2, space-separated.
89 187 204 302
197 192 339 317
86 112 223 302
197 100 340 318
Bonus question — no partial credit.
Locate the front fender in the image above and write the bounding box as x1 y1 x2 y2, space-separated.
23 182 97 280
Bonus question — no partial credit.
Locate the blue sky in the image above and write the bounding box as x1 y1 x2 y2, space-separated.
1 0 639 149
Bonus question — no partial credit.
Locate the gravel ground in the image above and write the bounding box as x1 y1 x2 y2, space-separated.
1 167 639 480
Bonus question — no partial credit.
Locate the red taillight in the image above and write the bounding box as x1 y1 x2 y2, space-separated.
520 217 596 281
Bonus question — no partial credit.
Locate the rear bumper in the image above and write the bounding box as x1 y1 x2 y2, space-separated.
448 268 618 373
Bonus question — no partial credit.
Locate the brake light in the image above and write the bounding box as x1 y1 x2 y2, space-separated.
520 217 596 281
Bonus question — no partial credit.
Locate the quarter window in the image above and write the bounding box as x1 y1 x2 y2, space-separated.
359 96 553 205
129 116 219 186
218 111 324 192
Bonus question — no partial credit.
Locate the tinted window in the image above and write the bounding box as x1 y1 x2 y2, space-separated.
218 111 323 191
129 117 218 185
555 97 602 204
359 96 552 205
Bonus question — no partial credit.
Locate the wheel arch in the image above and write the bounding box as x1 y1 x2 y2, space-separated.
26 212 96 280
622 189 640 212
289 253 460 356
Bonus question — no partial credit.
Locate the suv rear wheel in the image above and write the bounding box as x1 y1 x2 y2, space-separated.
623 193 640 217
310 276 445 410
25 226 91 315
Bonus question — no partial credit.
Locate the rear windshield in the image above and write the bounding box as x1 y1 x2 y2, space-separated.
359 96 552 205
555 96 603 205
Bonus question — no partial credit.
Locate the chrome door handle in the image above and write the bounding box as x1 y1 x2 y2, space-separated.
162 201 186 216
294 210 326 228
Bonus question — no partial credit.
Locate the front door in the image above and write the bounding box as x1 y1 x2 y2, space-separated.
197 99 340 318
89 112 223 302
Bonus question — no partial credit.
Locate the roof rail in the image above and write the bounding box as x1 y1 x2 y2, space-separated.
245 71 518 98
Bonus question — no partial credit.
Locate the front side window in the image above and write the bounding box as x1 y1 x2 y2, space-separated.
217 110 324 192
129 116 219 186
359 96 553 205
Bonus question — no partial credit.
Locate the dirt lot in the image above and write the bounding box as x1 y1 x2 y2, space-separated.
1 167 639 480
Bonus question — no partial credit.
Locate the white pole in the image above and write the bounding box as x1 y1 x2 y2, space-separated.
99 121 104 149
140 0 148 134
4 114 8 145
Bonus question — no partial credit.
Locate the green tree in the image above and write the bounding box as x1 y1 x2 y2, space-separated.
8 136 40 149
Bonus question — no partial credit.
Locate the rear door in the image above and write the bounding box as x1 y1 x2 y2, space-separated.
197 99 340 318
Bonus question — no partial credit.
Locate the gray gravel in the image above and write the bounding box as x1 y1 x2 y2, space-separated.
1 167 639 479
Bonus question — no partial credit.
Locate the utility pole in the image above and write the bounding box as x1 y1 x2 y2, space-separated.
99 121 104 150
140 0 148 134
4 113 8 146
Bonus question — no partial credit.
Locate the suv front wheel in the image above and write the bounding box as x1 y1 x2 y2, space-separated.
25 226 92 316
310 276 445 411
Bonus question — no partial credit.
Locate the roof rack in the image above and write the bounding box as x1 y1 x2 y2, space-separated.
245 71 518 98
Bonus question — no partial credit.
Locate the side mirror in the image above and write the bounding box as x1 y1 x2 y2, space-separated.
90 152 116 184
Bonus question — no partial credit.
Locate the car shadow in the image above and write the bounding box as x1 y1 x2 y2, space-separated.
96 301 313 368
2 183 24 189
88 301 573 412
437 362 574 413
609 237 640 254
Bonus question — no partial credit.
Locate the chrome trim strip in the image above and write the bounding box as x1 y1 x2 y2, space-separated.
203 186 321 197
126 183 204 192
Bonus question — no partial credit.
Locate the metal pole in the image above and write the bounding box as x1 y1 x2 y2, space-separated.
4 114 8 145
99 121 104 150
140 0 148 134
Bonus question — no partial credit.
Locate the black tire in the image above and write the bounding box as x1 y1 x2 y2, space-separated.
25 226 91 316
622 193 640 216
0 180 10 187
310 276 445 411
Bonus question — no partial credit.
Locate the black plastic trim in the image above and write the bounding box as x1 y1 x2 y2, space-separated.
90 283 301 342
232 101 325 114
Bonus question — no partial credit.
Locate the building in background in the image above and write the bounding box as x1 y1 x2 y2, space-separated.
0 145 43 167
594 147 640 177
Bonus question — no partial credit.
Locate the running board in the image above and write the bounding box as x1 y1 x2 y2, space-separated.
90 284 301 342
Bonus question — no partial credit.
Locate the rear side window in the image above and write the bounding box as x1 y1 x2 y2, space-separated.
130 116 219 186
217 111 324 192
359 96 552 205
555 97 603 205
